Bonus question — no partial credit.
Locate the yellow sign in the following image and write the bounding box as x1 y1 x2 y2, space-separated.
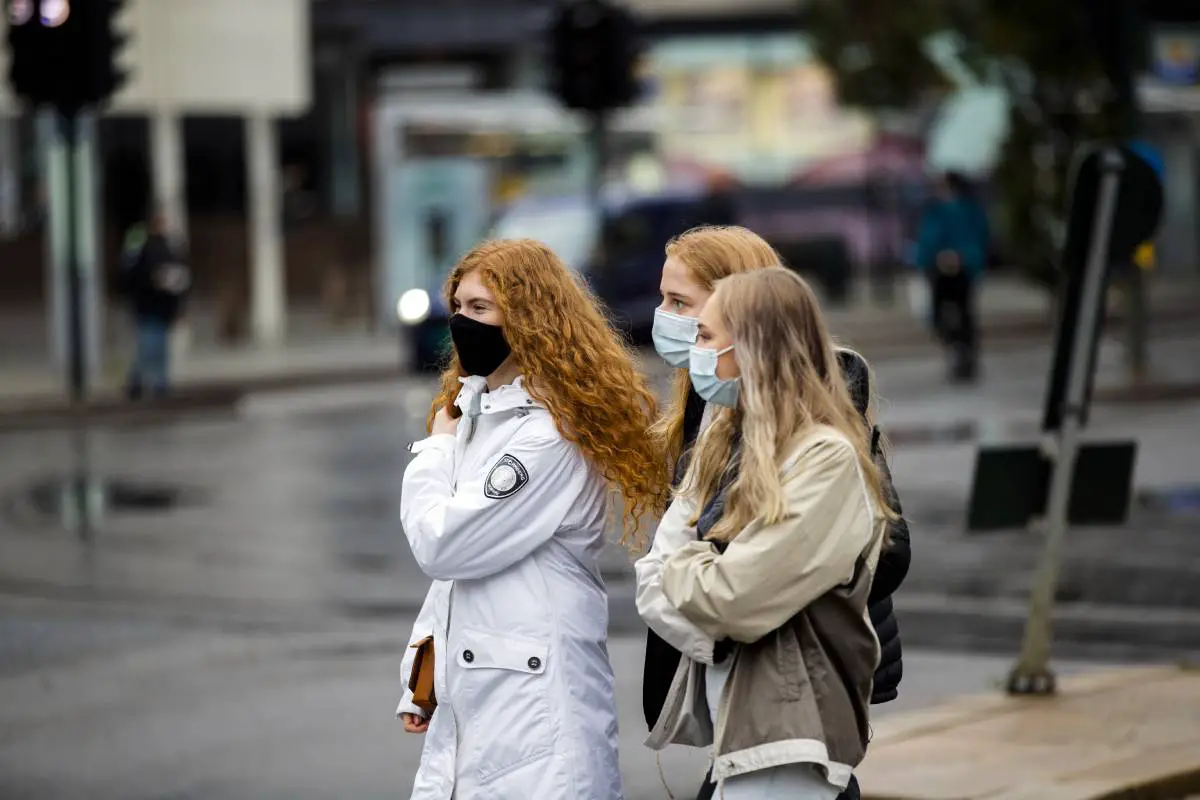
1134 242 1155 271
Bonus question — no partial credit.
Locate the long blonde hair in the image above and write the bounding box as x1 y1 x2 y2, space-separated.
679 268 897 542
650 226 784 467
428 239 670 547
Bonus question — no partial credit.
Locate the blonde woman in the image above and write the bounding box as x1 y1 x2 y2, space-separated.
649 226 783 468
640 267 898 799
641 225 783 731
638 227 911 800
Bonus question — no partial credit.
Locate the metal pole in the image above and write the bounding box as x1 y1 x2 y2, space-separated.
1007 148 1126 695
59 110 94 540
588 110 611 275
62 111 86 405
66 423 96 543
75 110 103 391
1124 264 1148 381
247 111 286 345
588 110 608 204
0 115 19 238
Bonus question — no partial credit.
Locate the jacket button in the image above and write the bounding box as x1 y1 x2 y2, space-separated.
462 649 474 663
527 656 541 670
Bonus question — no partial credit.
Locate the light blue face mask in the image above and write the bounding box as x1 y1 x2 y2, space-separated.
688 343 740 407
652 308 699 368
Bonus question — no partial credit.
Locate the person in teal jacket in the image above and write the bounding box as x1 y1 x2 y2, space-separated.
913 172 990 382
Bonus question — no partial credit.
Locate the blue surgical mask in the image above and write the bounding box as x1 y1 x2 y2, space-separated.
652 308 699 368
688 344 740 407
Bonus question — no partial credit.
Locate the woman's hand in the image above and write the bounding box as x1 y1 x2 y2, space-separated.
432 407 459 437
401 712 430 733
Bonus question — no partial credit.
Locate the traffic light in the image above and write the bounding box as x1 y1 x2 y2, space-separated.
548 0 640 113
1143 0 1200 23
6 0 129 112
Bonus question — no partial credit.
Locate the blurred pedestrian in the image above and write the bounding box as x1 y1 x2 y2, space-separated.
914 171 990 382
637 226 911 800
641 267 897 799
119 207 190 400
394 239 669 800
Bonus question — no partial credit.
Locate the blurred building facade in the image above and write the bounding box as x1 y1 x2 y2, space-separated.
1 0 815 345
2 0 1197 361
0 0 310 379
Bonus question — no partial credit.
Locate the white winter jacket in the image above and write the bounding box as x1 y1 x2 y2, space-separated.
397 375 624 800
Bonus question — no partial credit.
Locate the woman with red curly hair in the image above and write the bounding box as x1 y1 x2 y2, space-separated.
395 239 668 800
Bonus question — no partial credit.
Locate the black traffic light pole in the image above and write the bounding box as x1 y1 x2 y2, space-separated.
547 0 638 208
60 110 87 404
7 0 129 406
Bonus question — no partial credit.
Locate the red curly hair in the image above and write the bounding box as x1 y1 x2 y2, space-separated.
428 239 669 547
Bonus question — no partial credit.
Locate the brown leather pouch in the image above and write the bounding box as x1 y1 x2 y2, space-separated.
407 636 437 715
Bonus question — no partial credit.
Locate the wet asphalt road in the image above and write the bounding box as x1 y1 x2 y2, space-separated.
2 333 1198 642
0 589 1119 800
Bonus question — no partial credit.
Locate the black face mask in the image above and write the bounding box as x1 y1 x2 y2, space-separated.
449 314 511 377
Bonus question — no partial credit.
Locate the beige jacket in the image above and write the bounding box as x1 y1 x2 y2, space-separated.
648 426 885 788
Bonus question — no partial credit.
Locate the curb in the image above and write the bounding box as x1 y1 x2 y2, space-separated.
604 585 1200 661
2 305 1195 430
1093 379 1200 404
892 593 1200 662
837 298 1197 351
0 366 404 432
0 388 245 432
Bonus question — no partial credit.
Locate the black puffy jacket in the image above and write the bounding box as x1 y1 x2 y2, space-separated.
866 456 910 704
642 389 706 729
841 348 911 705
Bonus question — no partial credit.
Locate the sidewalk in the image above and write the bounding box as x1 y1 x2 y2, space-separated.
0 306 401 408
857 664 1200 800
4 276 1196 408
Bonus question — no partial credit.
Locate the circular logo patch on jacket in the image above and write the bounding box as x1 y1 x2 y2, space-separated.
484 454 529 500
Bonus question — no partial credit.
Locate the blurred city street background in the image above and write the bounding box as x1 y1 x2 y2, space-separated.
4 0 1200 797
